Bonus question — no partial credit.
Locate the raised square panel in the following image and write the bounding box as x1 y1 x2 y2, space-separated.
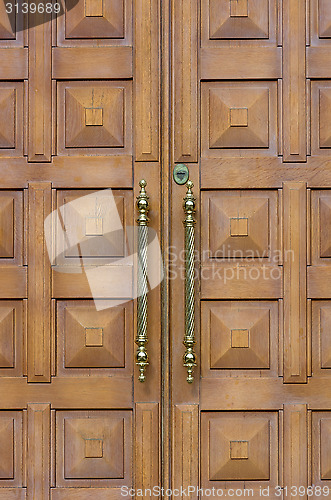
201 412 278 489
85 0 104 17
230 440 249 459
231 329 249 348
85 107 103 126
201 301 278 377
312 412 331 486
55 189 133 267
56 410 132 487
57 81 132 155
57 300 133 376
85 327 103 347
230 0 248 18
0 411 23 486
57 0 132 46
201 82 278 157
230 217 248 237
311 190 331 265
0 83 23 157
0 301 23 377
201 0 277 45
201 191 278 260
0 191 23 266
229 108 248 127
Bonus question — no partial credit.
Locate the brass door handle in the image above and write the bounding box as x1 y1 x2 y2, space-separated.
183 180 197 383
136 180 149 382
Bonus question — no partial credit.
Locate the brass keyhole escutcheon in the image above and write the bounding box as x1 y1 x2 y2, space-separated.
173 164 189 185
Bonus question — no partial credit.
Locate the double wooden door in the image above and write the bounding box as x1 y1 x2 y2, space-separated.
1 0 331 498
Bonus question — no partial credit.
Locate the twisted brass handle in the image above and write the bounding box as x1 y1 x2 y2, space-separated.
136 180 149 382
183 180 197 383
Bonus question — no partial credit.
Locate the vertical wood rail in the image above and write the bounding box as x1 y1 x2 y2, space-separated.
173 405 199 500
283 404 308 498
173 0 198 162
28 12 52 161
135 0 160 161
283 0 306 162
283 182 307 383
27 403 50 500
28 183 52 382
135 403 159 495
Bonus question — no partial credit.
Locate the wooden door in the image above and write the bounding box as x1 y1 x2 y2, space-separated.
0 1 162 498
170 0 331 497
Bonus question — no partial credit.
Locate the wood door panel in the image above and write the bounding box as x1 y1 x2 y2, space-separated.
0 411 23 487
0 83 23 157
0 300 24 377
201 301 279 377
201 412 279 489
57 81 132 155
57 300 133 376
201 0 278 44
171 0 331 496
0 0 161 497
56 410 132 487
201 81 278 157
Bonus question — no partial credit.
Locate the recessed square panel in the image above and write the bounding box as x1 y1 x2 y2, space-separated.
0 2 24 46
57 81 132 155
201 82 278 157
56 410 132 487
0 301 23 377
209 0 269 38
0 411 23 487
201 301 278 376
201 191 278 260
201 0 277 46
0 83 23 157
310 0 331 45
311 301 331 376
0 191 23 266
311 190 331 265
55 189 133 267
57 300 133 376
312 412 331 487
201 412 278 489
57 0 132 46
311 83 331 153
